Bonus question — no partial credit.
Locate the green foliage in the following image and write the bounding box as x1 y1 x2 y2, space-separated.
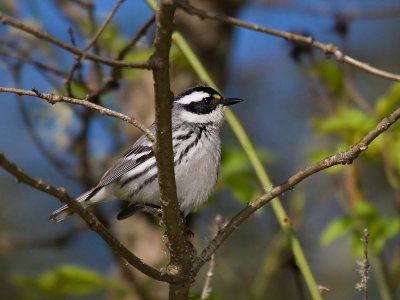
320 216 353 245
314 60 344 97
311 107 375 142
12 264 132 299
122 48 153 80
217 143 274 204
375 82 400 118
320 202 400 257
70 81 89 99
96 22 126 53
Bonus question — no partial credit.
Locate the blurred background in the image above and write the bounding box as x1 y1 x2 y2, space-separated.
0 0 400 299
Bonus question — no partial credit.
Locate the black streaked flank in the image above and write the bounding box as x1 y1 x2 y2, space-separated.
128 173 158 199
120 160 156 188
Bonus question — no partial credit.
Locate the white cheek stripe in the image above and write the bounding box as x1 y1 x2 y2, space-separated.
180 106 225 123
176 91 210 105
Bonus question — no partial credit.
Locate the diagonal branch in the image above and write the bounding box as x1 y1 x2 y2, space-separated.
174 0 400 82
193 103 400 274
0 11 152 69
0 151 173 282
84 0 125 51
0 87 155 141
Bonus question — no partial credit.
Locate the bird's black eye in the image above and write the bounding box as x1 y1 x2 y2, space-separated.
204 97 212 104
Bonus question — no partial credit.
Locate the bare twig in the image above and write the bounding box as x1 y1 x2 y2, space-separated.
64 0 125 95
85 0 125 51
200 214 223 300
64 27 82 96
0 87 155 141
9 64 75 179
0 151 172 282
0 48 67 77
193 104 400 273
120 13 155 58
356 228 370 300
262 3 400 20
87 13 156 100
174 0 400 82
0 11 152 69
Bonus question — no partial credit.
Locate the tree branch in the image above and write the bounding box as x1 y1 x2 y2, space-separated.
193 102 400 274
0 11 152 69
0 151 172 282
174 0 400 82
151 0 193 298
64 0 125 96
0 87 155 142
87 13 156 100
85 0 125 51
0 48 67 77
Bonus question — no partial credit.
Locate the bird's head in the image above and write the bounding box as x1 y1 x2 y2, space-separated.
173 86 243 125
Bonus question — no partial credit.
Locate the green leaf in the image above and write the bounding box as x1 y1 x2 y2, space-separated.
12 264 132 298
383 218 400 237
311 107 375 139
121 48 153 80
228 172 261 204
320 216 353 246
375 82 400 118
218 143 274 203
314 60 344 97
354 201 378 221
70 81 88 99
350 230 364 257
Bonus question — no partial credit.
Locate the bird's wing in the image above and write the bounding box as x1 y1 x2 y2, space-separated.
95 127 155 188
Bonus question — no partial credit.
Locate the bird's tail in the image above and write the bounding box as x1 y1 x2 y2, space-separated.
49 189 95 222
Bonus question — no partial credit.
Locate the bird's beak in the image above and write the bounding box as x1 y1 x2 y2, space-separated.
221 97 244 106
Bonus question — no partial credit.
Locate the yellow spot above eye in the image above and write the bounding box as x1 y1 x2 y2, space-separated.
213 94 221 100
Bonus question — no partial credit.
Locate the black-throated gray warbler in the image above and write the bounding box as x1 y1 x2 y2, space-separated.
49 86 243 222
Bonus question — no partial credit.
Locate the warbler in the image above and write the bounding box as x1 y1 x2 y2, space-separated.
50 86 243 222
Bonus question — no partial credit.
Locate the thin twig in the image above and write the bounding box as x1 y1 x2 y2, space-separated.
64 27 81 96
0 48 67 77
0 151 172 282
174 0 400 82
117 13 155 60
356 228 370 300
9 63 76 179
87 13 156 100
0 11 153 69
64 0 125 95
0 87 155 141
200 214 222 300
85 0 125 52
193 104 400 273
262 3 400 20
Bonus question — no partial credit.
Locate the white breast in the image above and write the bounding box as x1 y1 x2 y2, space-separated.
174 129 221 215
